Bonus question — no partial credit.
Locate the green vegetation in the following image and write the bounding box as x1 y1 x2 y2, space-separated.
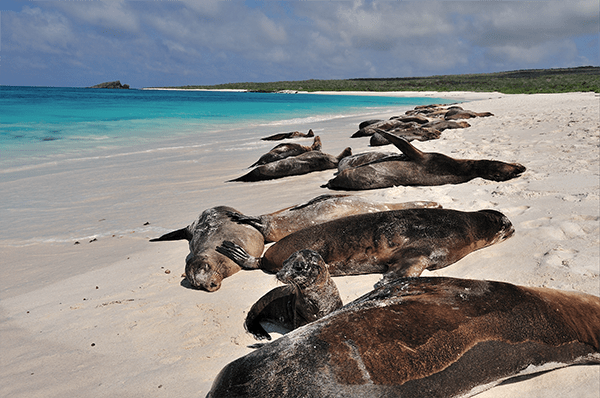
170 66 600 94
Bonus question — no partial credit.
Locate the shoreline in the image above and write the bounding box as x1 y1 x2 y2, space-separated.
1 92 598 398
142 86 505 102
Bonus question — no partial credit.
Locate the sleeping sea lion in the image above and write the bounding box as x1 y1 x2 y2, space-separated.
244 249 343 341
422 120 471 131
227 194 440 242
445 109 494 120
250 136 322 167
261 129 314 141
149 206 264 292
369 127 440 146
217 207 514 284
228 147 352 183
207 276 600 398
323 131 526 190
336 151 399 173
351 119 414 138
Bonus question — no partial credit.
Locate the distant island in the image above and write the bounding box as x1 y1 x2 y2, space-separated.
163 66 599 94
90 81 130 89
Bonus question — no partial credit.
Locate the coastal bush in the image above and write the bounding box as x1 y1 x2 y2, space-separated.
173 67 600 94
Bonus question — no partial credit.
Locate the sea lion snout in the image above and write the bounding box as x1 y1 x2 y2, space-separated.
186 258 223 292
277 250 324 287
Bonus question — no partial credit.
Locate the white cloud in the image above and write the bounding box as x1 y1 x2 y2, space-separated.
1 0 598 87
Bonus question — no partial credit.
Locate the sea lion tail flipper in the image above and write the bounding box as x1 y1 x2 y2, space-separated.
379 131 425 161
149 227 192 242
225 211 265 231
216 240 260 269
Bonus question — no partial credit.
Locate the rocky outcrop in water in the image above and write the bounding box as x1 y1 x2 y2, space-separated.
89 81 130 89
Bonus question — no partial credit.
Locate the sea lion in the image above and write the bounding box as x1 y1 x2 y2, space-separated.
445 109 494 120
422 120 471 131
324 131 526 190
216 207 515 284
369 127 440 146
228 147 352 183
336 151 399 173
207 277 600 398
261 129 314 141
244 249 343 341
227 194 441 242
249 136 322 167
351 119 414 138
149 206 264 292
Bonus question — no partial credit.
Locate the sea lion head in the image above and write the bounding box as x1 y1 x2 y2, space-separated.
276 250 327 287
478 209 516 244
185 253 228 292
478 160 526 181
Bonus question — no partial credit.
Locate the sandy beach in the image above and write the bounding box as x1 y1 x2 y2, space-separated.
1 92 598 397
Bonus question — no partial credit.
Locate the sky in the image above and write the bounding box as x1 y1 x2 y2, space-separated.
1 0 598 88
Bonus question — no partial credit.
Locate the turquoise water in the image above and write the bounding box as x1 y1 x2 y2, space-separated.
1 86 444 169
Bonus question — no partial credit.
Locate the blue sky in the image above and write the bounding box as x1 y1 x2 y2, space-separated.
1 0 598 88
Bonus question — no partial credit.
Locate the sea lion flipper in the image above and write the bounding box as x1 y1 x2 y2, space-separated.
216 240 260 269
379 131 425 161
245 285 297 341
149 227 192 242
225 211 265 231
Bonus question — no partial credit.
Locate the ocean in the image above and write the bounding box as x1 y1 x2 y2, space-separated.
0 86 447 245
0 86 444 170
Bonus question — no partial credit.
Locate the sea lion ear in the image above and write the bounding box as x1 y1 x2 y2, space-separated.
379 131 425 161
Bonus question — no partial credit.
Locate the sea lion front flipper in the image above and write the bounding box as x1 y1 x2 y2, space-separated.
149 227 192 242
379 131 425 161
216 240 261 269
374 251 432 288
244 285 298 341
225 211 265 232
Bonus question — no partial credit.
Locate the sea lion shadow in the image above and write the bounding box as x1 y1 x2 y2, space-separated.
497 362 600 387
180 277 198 290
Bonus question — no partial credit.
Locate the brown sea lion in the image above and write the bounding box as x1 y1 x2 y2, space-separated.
336 151 400 173
369 127 440 146
216 207 515 284
261 129 314 141
249 136 322 167
323 131 526 190
228 147 352 183
244 249 343 341
149 206 264 292
207 277 600 398
422 120 471 131
351 119 414 138
227 194 441 242
445 108 494 120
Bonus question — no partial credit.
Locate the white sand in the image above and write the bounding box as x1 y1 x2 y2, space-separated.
1 92 598 397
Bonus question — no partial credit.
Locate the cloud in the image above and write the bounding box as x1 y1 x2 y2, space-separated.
1 0 598 87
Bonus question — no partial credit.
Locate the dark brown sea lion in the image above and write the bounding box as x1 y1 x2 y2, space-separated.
216 207 515 284
369 127 440 146
228 147 352 182
249 136 322 167
149 206 264 292
227 194 441 242
207 277 600 398
261 129 314 141
244 249 343 341
324 131 526 190
336 151 399 173
351 119 414 138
